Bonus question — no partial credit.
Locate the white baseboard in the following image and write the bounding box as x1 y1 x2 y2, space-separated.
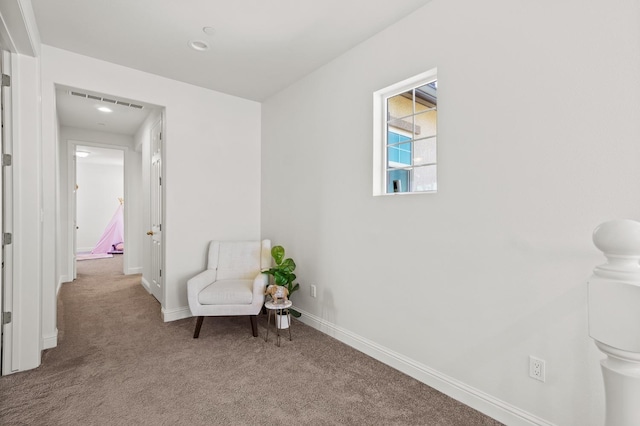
126 266 142 275
295 308 555 426
140 277 151 293
161 306 192 322
57 275 71 295
76 247 93 253
42 329 58 350
140 278 191 322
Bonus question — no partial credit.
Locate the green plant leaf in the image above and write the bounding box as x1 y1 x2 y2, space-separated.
266 245 301 297
280 258 296 273
272 246 285 265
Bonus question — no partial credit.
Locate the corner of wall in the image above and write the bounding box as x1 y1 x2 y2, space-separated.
161 306 192 323
41 329 57 350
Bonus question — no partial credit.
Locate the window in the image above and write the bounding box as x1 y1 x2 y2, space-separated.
373 69 438 195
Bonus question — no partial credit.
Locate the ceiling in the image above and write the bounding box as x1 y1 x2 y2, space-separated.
31 0 431 102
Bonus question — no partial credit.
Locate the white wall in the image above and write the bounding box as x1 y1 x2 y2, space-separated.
261 0 640 424
41 45 261 335
75 161 123 252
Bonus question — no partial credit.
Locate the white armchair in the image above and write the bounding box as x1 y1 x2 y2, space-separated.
187 239 271 338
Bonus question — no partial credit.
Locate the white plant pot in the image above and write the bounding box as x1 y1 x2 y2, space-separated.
276 313 290 329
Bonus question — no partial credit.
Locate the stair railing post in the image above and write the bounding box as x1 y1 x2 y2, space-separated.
589 219 640 426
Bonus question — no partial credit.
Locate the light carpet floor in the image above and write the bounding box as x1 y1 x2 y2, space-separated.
0 256 503 425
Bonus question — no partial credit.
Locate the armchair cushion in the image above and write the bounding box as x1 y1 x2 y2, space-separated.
198 279 253 305
213 241 262 280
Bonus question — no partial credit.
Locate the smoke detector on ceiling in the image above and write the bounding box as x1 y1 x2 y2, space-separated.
189 40 209 51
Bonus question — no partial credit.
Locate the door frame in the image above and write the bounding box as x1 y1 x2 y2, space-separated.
66 140 130 279
0 49 14 375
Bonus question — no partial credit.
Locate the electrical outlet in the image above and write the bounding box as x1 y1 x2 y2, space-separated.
529 356 545 382
310 284 317 298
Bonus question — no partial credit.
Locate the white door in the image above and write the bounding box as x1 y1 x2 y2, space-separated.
149 120 163 303
1 50 14 375
71 152 77 280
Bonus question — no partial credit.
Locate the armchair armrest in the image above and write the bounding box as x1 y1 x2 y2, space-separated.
253 272 269 302
187 269 217 310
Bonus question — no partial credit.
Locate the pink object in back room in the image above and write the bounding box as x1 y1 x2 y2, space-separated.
91 204 124 254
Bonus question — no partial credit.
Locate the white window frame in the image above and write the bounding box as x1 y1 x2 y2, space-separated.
373 68 438 196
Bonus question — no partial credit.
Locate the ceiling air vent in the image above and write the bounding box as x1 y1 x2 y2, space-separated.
67 90 144 110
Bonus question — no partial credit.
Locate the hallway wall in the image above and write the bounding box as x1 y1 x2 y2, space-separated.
261 0 640 424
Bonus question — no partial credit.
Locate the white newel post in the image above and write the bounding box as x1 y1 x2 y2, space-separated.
589 219 640 426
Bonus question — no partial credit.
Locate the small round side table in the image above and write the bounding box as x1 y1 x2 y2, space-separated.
264 300 293 347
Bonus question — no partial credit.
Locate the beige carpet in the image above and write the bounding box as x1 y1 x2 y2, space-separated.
0 256 502 425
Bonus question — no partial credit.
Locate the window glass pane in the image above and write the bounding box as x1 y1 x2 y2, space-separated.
388 116 413 135
387 131 399 144
398 149 411 165
415 110 437 138
387 131 413 167
415 102 434 113
387 169 409 193
388 131 412 166
387 131 411 146
413 138 436 166
416 81 437 105
411 165 437 192
387 146 399 163
388 155 410 168
387 91 413 119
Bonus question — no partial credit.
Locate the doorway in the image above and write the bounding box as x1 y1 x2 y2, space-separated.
71 144 125 276
57 85 164 306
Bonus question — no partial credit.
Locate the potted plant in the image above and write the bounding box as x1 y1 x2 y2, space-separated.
263 245 301 325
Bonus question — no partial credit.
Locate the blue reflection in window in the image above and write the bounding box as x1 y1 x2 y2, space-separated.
388 132 411 166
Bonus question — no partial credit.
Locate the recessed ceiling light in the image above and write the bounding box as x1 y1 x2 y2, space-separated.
97 106 112 113
203 26 215 36
189 40 209 51
76 151 90 158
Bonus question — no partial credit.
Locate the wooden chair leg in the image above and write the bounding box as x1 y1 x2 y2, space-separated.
249 315 258 337
193 316 204 338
